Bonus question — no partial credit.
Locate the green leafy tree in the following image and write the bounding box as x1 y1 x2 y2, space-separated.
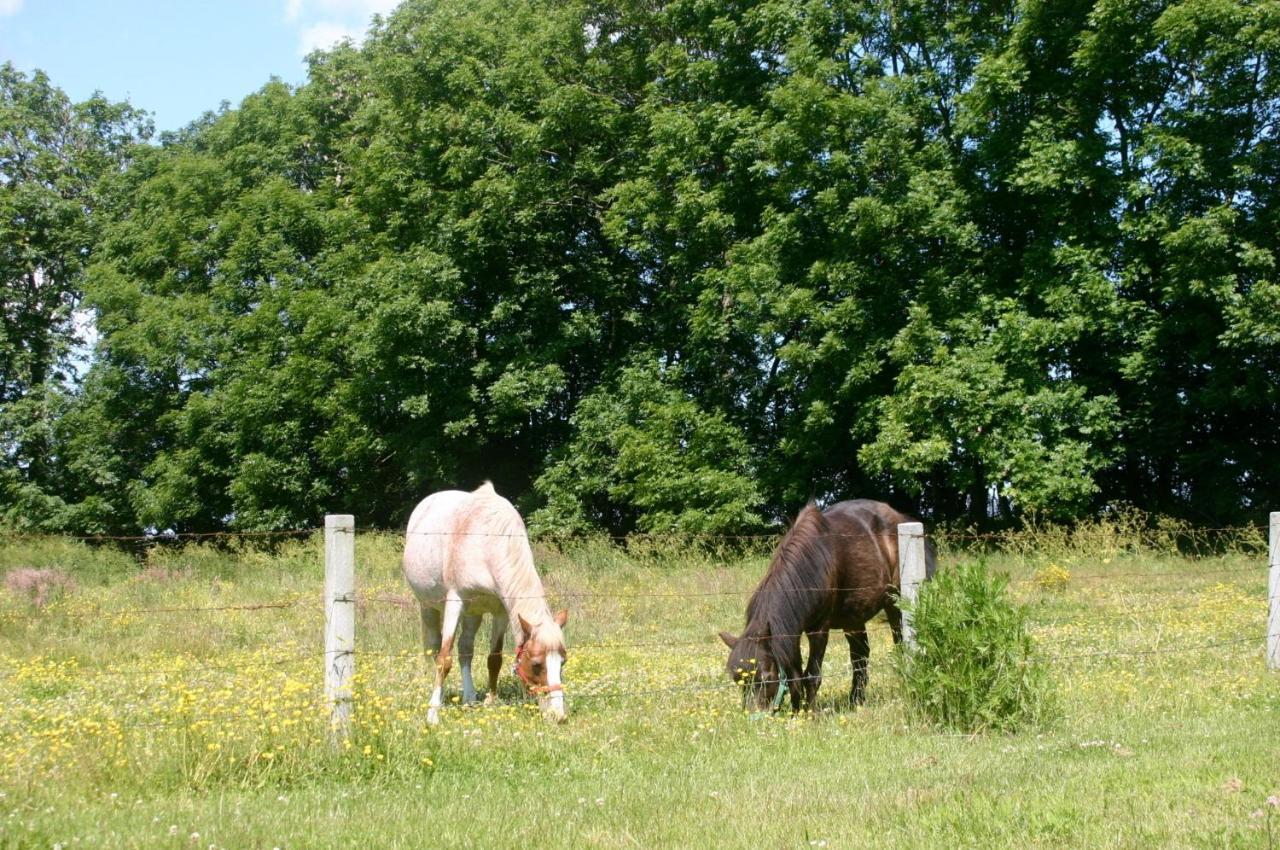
0 64 150 530
19 0 1277 533
532 360 762 535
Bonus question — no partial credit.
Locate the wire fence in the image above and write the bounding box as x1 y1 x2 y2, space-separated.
0 521 1270 548
0 559 1270 625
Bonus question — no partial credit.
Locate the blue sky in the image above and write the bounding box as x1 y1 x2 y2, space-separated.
0 0 399 132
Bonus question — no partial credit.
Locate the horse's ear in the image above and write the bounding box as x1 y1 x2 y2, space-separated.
517 614 534 640
718 631 737 648
553 608 569 628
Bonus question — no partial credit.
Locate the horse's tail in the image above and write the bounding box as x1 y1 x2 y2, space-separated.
924 535 938 580
474 480 497 496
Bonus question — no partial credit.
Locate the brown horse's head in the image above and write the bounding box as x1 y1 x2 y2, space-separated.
719 628 783 711
516 610 569 722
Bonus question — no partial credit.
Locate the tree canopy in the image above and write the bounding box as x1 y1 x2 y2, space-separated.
2 0 1276 534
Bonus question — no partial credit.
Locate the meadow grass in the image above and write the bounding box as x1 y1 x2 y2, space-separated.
1 528 1277 849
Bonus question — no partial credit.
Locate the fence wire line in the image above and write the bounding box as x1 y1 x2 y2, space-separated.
0 522 1269 546
0 528 323 543
2 561 1271 623
394 526 1269 546
1 596 307 621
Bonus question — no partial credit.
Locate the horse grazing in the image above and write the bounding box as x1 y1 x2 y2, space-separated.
719 499 935 712
403 482 569 724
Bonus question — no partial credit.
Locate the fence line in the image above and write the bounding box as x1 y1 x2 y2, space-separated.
2 562 1270 623
0 522 1268 547
0 596 308 621
0 528 323 543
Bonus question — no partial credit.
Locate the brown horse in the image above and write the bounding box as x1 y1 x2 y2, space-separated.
719 499 935 711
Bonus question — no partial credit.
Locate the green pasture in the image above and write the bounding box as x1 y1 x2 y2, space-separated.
0 529 1277 849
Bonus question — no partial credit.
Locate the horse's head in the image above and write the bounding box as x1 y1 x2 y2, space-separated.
719 628 782 712
516 610 569 723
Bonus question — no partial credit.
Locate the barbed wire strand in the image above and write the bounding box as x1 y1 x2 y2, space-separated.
2 561 1270 623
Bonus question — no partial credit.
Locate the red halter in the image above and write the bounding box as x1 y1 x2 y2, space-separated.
514 642 564 695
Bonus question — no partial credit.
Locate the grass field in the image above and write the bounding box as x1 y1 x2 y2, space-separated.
1 527 1278 849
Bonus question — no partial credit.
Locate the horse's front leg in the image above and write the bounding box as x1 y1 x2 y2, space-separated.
457 612 484 704
427 592 464 725
845 628 870 706
802 630 829 709
484 611 508 706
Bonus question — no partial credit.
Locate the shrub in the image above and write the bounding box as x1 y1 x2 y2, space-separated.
4 567 77 607
895 560 1056 733
1033 563 1071 592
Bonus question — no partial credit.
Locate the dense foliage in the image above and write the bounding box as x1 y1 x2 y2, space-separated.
0 65 151 531
1 0 1277 533
894 560 1056 732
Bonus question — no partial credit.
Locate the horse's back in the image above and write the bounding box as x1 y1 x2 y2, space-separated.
402 484 527 609
822 499 918 624
403 490 472 603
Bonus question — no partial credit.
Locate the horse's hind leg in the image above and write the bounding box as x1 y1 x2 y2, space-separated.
484 612 508 706
420 607 442 667
802 630 829 709
886 604 904 644
427 592 464 725
845 628 870 706
457 612 484 704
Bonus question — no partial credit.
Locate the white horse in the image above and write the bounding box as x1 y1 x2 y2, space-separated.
403 482 569 724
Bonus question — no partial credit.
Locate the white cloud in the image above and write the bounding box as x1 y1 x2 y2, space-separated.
285 0 399 20
321 0 400 15
297 21 362 54
286 0 400 55
0 0 25 17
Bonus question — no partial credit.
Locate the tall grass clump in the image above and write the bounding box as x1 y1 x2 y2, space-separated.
895 560 1056 733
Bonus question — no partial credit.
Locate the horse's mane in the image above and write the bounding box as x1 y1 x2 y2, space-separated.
468 482 566 653
744 502 835 669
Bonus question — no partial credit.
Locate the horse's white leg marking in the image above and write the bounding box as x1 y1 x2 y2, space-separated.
458 612 483 704
427 592 463 725
543 651 566 723
485 611 508 706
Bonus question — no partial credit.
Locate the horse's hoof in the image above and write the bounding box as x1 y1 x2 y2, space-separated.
427 708 441 726
483 694 498 707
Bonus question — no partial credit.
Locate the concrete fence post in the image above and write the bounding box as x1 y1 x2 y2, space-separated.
324 514 355 741
898 522 926 650
1268 512 1279 672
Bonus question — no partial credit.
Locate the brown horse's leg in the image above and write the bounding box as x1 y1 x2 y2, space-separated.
484 611 508 706
845 628 870 706
457 613 483 704
802 630 829 709
886 605 904 644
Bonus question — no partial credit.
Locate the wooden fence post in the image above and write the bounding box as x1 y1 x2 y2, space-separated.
324 514 355 741
1268 512 1279 672
898 522 926 650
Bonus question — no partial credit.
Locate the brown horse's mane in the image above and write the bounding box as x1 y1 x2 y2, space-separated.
742 502 836 671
